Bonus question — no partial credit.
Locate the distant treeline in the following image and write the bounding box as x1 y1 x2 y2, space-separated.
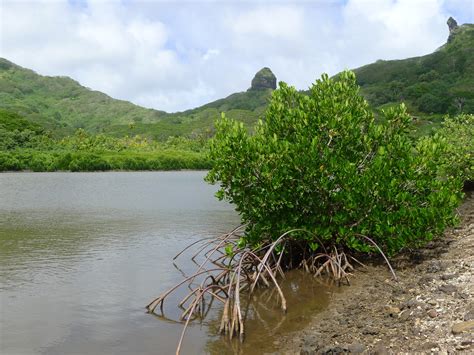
0 150 210 172
0 109 210 172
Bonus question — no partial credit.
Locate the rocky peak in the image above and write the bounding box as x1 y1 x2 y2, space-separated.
447 17 459 43
249 67 276 91
447 17 458 32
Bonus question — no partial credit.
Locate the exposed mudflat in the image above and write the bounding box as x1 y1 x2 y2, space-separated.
279 193 474 354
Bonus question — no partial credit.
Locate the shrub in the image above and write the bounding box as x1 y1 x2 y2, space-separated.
0 151 21 171
434 114 474 182
29 152 55 172
68 153 110 171
206 71 462 255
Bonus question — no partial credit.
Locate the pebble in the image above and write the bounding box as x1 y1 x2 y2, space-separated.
300 346 316 355
427 309 438 318
347 343 365 353
399 310 410 321
372 342 388 355
320 345 346 354
426 260 443 273
438 284 458 294
465 310 474 321
418 276 434 285
452 320 474 334
385 306 400 317
421 341 438 350
362 328 379 335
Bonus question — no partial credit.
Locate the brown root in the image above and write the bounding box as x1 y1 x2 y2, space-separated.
147 226 396 354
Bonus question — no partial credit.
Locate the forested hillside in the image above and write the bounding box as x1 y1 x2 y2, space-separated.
0 58 168 135
0 59 273 139
355 20 474 131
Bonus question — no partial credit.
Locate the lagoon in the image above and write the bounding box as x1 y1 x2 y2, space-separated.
0 172 330 354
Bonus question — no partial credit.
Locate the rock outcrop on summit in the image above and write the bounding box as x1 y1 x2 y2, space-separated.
448 16 459 32
448 17 459 42
249 67 277 91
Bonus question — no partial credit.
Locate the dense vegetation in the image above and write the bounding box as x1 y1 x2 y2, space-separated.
0 58 270 140
355 23 474 134
0 58 274 171
207 71 465 255
102 89 270 140
1 22 473 173
0 58 167 134
0 109 209 171
434 113 474 182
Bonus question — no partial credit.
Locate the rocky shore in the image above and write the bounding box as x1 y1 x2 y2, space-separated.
280 193 473 354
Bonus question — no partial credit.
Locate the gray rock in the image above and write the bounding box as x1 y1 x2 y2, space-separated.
441 273 456 280
418 275 434 286
248 67 277 91
347 343 365 353
439 284 458 294
421 341 438 350
426 260 443 273
372 342 388 355
300 346 317 355
465 310 474 321
399 310 410 321
320 345 346 354
402 298 423 310
362 327 379 335
447 17 458 33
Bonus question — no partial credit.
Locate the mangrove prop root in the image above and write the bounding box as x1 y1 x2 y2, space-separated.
146 226 389 354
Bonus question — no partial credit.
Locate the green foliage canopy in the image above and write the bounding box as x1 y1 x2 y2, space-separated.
434 114 474 182
207 71 462 255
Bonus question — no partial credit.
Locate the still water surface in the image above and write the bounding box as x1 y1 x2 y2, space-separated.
0 172 331 354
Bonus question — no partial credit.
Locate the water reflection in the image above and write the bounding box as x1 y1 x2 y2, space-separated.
205 270 334 354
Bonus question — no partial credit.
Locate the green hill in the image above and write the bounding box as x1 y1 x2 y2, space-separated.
0 58 273 140
104 89 272 140
355 19 474 123
0 108 43 133
0 58 166 135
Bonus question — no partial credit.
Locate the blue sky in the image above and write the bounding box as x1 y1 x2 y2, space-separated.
1 0 473 112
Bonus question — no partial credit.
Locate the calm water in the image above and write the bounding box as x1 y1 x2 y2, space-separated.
0 172 331 355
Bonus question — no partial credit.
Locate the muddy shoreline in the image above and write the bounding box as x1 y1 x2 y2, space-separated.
278 193 473 354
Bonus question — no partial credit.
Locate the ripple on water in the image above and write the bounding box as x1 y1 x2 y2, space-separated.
0 172 333 355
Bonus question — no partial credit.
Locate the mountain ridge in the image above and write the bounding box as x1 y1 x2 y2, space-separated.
1 19 473 139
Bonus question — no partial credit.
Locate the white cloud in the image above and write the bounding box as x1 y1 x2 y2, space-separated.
231 6 305 40
336 0 447 68
0 0 470 112
202 49 220 62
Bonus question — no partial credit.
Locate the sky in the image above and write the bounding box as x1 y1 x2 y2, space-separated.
1 0 473 112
